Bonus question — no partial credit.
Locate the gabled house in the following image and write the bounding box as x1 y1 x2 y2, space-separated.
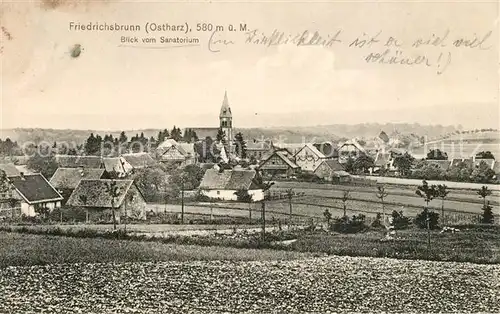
314 159 346 181
50 167 106 203
55 155 103 168
246 139 274 161
121 153 156 170
8 173 63 217
199 169 264 201
294 143 327 172
102 157 129 178
451 158 473 168
66 179 147 220
338 139 366 163
258 150 300 178
473 158 495 170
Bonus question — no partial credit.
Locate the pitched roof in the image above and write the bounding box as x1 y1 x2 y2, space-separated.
258 150 299 170
178 143 195 156
0 163 21 177
50 168 105 190
159 146 187 162
102 157 126 173
332 170 350 177
157 139 179 150
320 159 344 171
121 153 156 168
295 143 326 159
219 91 232 118
66 179 135 208
9 174 63 204
55 155 102 168
339 139 366 152
199 169 259 190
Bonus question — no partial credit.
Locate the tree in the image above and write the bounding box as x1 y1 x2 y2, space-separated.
376 185 389 226
234 189 253 202
471 161 496 183
475 151 495 160
26 153 58 178
477 186 492 207
119 131 128 144
323 209 332 226
426 149 448 160
133 167 169 202
353 153 374 174
234 132 247 159
170 126 182 142
105 180 122 230
481 202 494 224
436 184 449 223
393 152 415 177
286 188 294 229
415 180 439 249
341 190 350 217
216 128 226 144
344 157 355 174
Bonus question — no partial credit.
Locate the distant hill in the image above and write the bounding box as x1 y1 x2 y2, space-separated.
0 123 461 145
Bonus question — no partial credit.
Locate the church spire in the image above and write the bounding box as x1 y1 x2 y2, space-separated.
220 90 232 118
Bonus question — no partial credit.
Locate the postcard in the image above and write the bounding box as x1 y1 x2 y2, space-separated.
0 1 499 313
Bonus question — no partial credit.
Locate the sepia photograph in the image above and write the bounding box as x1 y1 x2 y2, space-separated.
0 0 499 313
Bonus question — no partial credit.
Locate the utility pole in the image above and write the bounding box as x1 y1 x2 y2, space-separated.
181 178 185 224
287 189 293 230
261 201 266 240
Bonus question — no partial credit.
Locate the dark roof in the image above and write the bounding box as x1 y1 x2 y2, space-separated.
66 179 135 208
55 155 102 168
9 174 63 204
320 159 344 171
0 163 21 177
199 169 259 190
121 153 156 168
50 168 105 190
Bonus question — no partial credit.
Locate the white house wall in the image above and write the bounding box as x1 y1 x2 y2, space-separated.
201 189 264 202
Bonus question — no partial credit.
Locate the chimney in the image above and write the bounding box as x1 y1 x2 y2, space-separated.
19 172 25 180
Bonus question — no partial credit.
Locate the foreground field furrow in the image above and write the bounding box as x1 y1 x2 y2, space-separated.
0 257 498 313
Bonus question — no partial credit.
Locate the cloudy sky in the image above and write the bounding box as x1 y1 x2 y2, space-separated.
1 0 498 130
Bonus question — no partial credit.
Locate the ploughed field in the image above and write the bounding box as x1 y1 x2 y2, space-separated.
1 257 499 313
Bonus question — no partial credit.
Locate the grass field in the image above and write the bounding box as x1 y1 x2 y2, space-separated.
0 232 311 267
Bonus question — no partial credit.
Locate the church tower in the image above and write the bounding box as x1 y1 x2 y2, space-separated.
219 91 233 151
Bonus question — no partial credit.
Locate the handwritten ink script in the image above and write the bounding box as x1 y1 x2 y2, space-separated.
241 28 494 75
71 21 494 75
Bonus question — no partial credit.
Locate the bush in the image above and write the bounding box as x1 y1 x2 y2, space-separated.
390 210 411 230
371 213 384 229
414 208 440 230
481 204 495 224
297 172 321 183
331 214 367 234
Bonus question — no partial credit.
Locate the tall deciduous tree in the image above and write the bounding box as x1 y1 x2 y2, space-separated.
436 184 449 222
416 180 439 249
393 152 415 177
376 185 389 226
105 180 121 230
216 128 226 144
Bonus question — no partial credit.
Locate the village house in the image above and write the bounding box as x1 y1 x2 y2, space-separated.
258 150 300 178
473 158 495 170
102 157 129 178
49 167 106 203
7 173 63 217
246 139 274 161
426 160 452 171
294 143 327 172
55 155 103 168
156 139 196 166
66 179 147 221
199 168 264 201
338 139 366 163
121 152 156 170
314 159 347 182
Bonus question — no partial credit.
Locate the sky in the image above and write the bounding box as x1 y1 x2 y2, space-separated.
1 0 498 131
